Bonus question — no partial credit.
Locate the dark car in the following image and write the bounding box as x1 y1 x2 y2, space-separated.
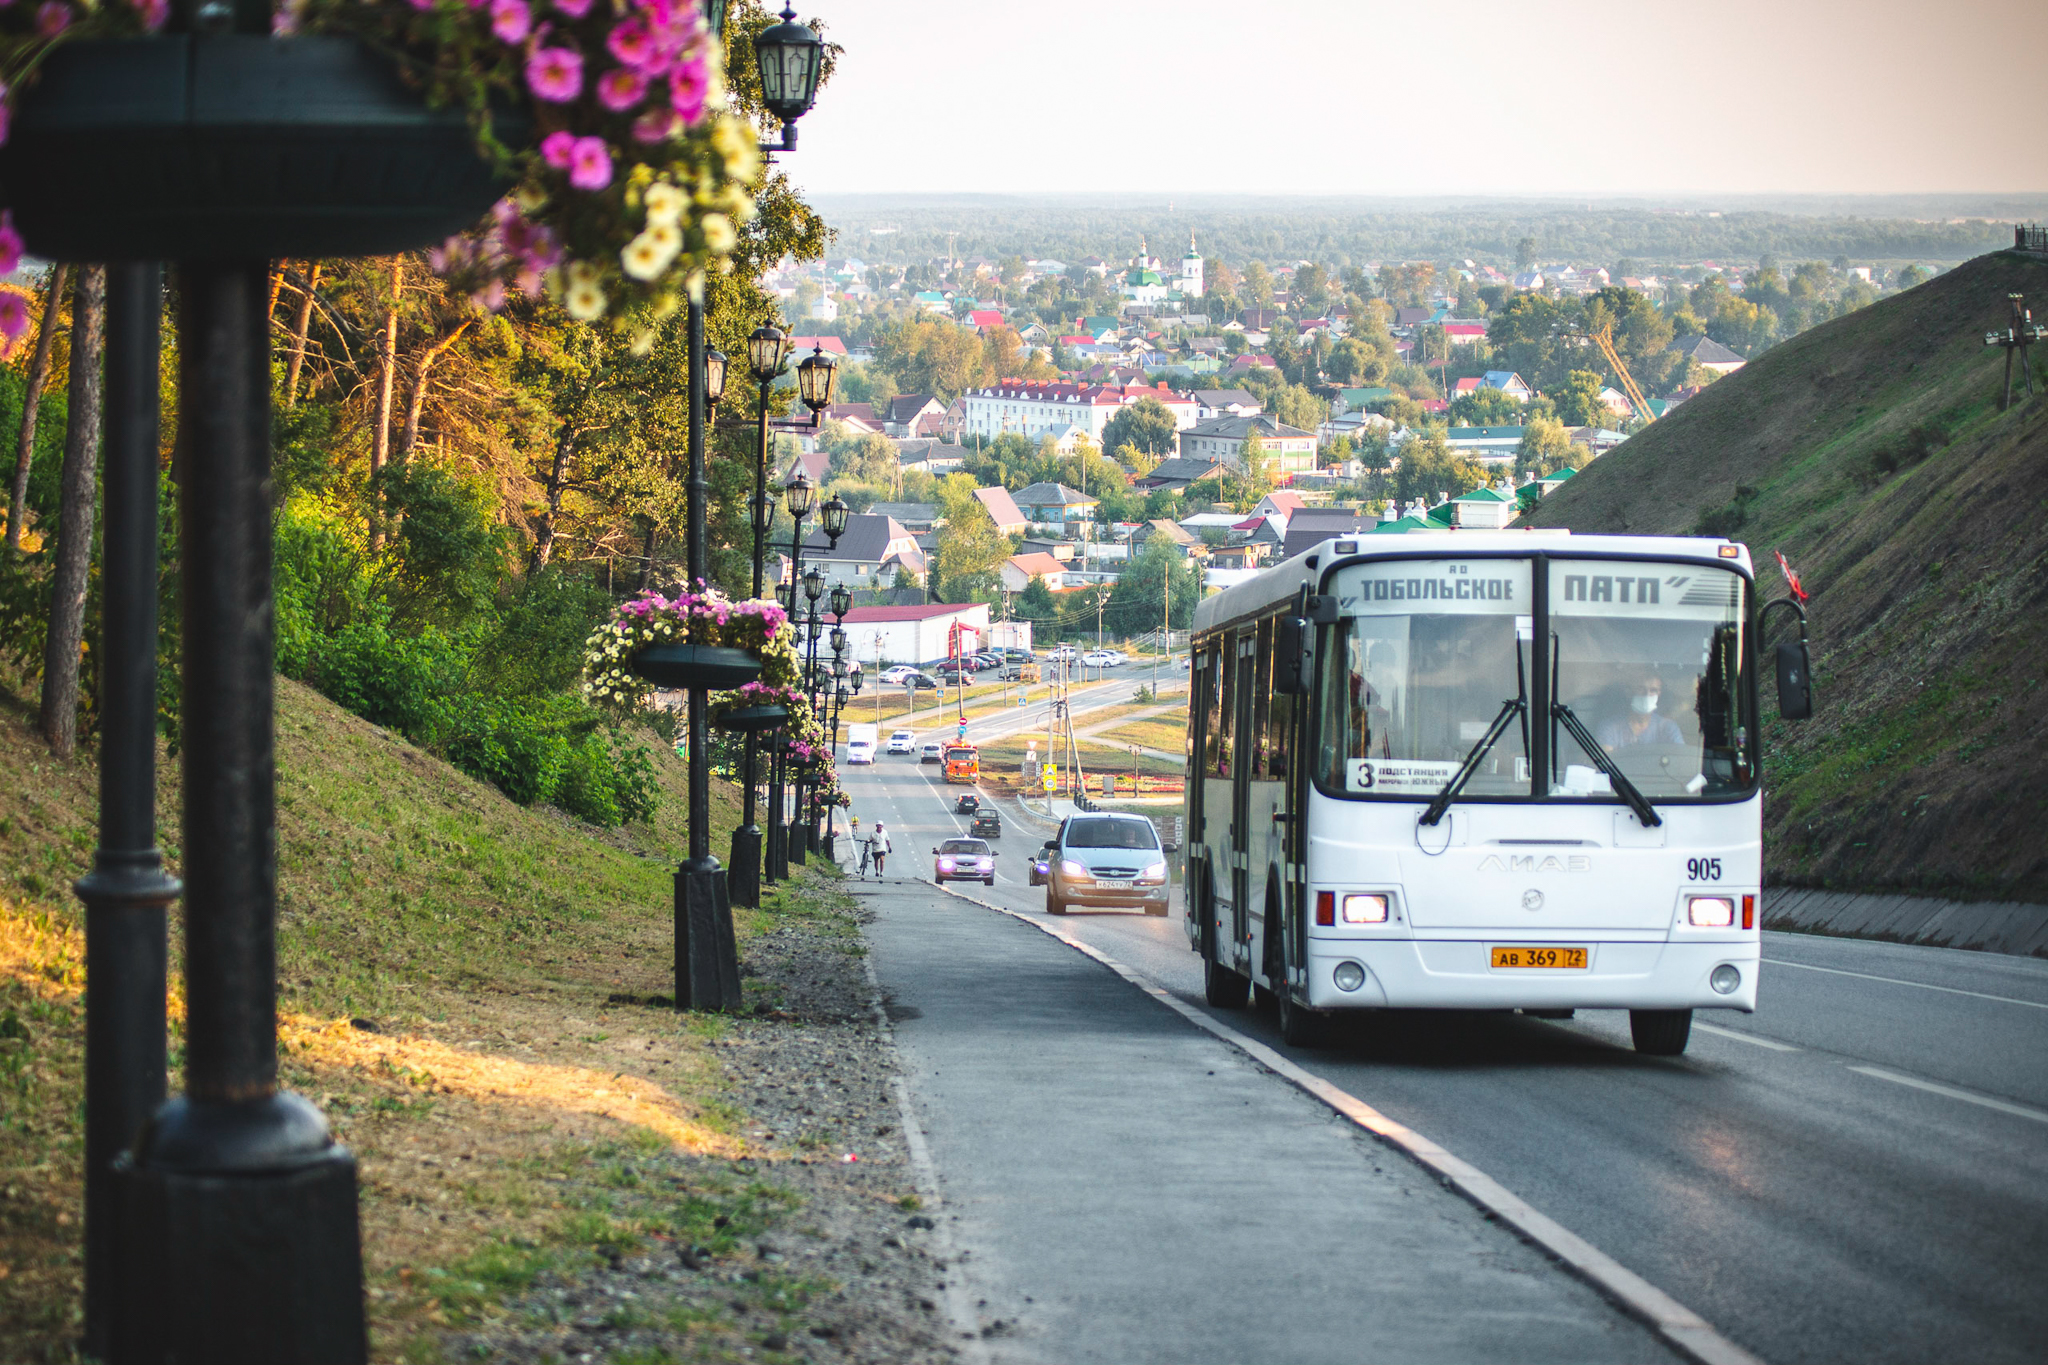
1028 840 1054 886
972 652 1004 670
971 812 1002 839
955 793 981 814
936 663 975 684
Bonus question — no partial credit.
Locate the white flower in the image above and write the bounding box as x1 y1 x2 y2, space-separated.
644 182 685 226
621 228 679 282
702 212 736 254
566 259 601 287
565 278 607 321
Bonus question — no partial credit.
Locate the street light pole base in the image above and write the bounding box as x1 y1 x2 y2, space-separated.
113 1094 366 1364
728 825 761 908
674 864 743 1011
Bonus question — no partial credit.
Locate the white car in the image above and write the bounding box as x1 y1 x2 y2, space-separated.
879 665 919 684
846 740 875 765
1080 650 1119 668
886 729 915 754
1046 645 1078 661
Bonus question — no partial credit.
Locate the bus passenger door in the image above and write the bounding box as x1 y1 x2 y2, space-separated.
1230 633 1256 975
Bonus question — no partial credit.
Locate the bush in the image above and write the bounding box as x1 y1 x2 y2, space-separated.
309 616 460 740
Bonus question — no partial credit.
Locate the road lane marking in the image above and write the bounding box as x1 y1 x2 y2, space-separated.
1692 1022 1800 1051
1847 1066 2048 1125
934 884 1766 1365
1763 958 2048 1010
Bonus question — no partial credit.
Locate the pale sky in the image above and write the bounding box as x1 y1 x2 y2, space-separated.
780 0 2048 198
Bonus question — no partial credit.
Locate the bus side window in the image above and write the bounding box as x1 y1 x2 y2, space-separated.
1268 626 1294 778
1250 617 1273 779
1214 635 1235 777
1316 622 1350 789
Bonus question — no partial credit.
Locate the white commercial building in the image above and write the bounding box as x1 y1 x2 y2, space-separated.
959 379 1196 445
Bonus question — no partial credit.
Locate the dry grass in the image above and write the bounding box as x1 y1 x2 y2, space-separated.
0 671 840 1362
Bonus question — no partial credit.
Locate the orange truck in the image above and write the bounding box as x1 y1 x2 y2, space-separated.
943 744 980 784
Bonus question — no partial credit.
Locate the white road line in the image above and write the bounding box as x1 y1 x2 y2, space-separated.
1847 1066 2048 1125
1692 1022 1800 1052
1763 958 2048 1010
937 884 1766 1365
860 952 994 1364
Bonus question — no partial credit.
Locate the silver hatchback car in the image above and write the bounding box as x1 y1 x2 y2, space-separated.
1045 813 1169 915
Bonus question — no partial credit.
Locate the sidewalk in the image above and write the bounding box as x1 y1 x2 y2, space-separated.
857 880 1679 1364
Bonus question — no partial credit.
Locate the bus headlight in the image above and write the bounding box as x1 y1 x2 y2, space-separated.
1687 896 1735 927
1341 894 1389 925
1333 961 1367 992
1710 964 1742 994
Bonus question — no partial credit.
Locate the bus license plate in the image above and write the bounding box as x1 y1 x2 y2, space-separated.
1491 946 1588 969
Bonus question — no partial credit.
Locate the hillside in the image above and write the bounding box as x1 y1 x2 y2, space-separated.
1528 248 2048 901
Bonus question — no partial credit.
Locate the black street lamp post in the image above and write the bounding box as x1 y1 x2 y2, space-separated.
729 325 787 907
791 563 827 860
769 471 816 879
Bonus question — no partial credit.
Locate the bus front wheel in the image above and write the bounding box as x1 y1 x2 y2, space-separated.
1277 990 1330 1049
1630 1008 1693 1055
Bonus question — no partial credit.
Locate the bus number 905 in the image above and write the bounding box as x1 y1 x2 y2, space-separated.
1687 858 1723 882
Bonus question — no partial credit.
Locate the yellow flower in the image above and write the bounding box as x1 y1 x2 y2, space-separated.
644 182 685 226
702 213 736 254
565 278 607 321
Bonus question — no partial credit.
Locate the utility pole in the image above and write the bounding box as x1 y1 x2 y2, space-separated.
1985 292 2044 409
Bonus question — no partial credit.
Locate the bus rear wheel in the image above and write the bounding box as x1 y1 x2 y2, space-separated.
1630 1008 1692 1055
1203 954 1249 1009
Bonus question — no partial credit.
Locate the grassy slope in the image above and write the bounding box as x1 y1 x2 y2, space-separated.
1528 250 2048 900
0 672 855 1361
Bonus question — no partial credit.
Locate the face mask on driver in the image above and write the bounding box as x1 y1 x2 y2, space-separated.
1630 692 1660 714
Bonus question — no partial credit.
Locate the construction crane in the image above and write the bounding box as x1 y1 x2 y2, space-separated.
1572 322 1656 424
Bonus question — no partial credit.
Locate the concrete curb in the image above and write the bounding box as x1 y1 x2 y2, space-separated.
936 882 1767 1365
1766 888 2048 959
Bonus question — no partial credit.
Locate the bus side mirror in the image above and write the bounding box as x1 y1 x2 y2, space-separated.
1774 642 1812 720
1274 616 1311 695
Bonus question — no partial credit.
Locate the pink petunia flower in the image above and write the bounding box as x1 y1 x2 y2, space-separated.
0 292 27 342
596 68 646 112
607 17 657 70
669 56 709 125
130 0 169 30
0 213 23 276
540 129 578 168
35 1 68 36
525 46 583 103
552 0 593 15
631 106 678 144
567 136 611 190
490 0 530 43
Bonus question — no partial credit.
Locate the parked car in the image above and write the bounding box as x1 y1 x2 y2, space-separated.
1046 645 1077 661
932 837 996 886
998 647 1034 662
971 811 1002 839
920 742 944 764
971 652 1004 670
1044 813 1169 916
885 729 916 754
936 663 975 684
1080 650 1119 669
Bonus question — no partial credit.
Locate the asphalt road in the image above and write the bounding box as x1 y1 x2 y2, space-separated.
839 750 2048 1365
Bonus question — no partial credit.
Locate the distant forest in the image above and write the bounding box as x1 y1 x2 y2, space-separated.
809 195 2039 269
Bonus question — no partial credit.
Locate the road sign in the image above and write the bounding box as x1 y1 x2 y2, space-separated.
1042 762 1057 793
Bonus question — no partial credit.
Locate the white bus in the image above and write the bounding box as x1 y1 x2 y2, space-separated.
1183 532 1812 1054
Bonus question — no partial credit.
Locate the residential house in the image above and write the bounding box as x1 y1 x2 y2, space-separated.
1335 386 1395 413
1443 322 1487 347
1511 271 1544 291
967 309 1005 330
1191 388 1262 419
778 449 830 486
1481 371 1533 400
999 552 1070 594
1441 425 1526 463
972 485 1028 536
1393 306 1434 330
1566 426 1627 455
823 402 882 436
1019 538 1077 562
1669 335 1746 375
1135 456 1231 492
1179 414 1319 481
800 514 926 589
866 502 940 533
785 335 848 358
1013 482 1099 526
1252 491 1308 522
1279 506 1385 558
1128 518 1203 558
1451 480 1523 530
883 394 948 439
894 439 964 475
913 290 950 314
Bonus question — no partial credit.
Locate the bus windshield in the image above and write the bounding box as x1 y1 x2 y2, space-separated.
1313 556 1755 803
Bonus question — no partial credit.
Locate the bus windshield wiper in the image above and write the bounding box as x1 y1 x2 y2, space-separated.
1551 702 1663 828
1419 697 1525 828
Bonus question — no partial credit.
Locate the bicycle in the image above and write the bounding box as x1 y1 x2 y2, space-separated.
856 838 872 880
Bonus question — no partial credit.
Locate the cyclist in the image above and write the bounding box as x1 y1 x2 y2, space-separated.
872 822 891 877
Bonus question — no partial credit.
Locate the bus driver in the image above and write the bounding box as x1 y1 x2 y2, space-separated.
1599 669 1685 750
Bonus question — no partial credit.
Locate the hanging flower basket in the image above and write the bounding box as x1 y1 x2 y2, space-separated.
629 643 760 691
711 703 788 733
0 0 760 336
0 35 521 262
584 585 795 711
